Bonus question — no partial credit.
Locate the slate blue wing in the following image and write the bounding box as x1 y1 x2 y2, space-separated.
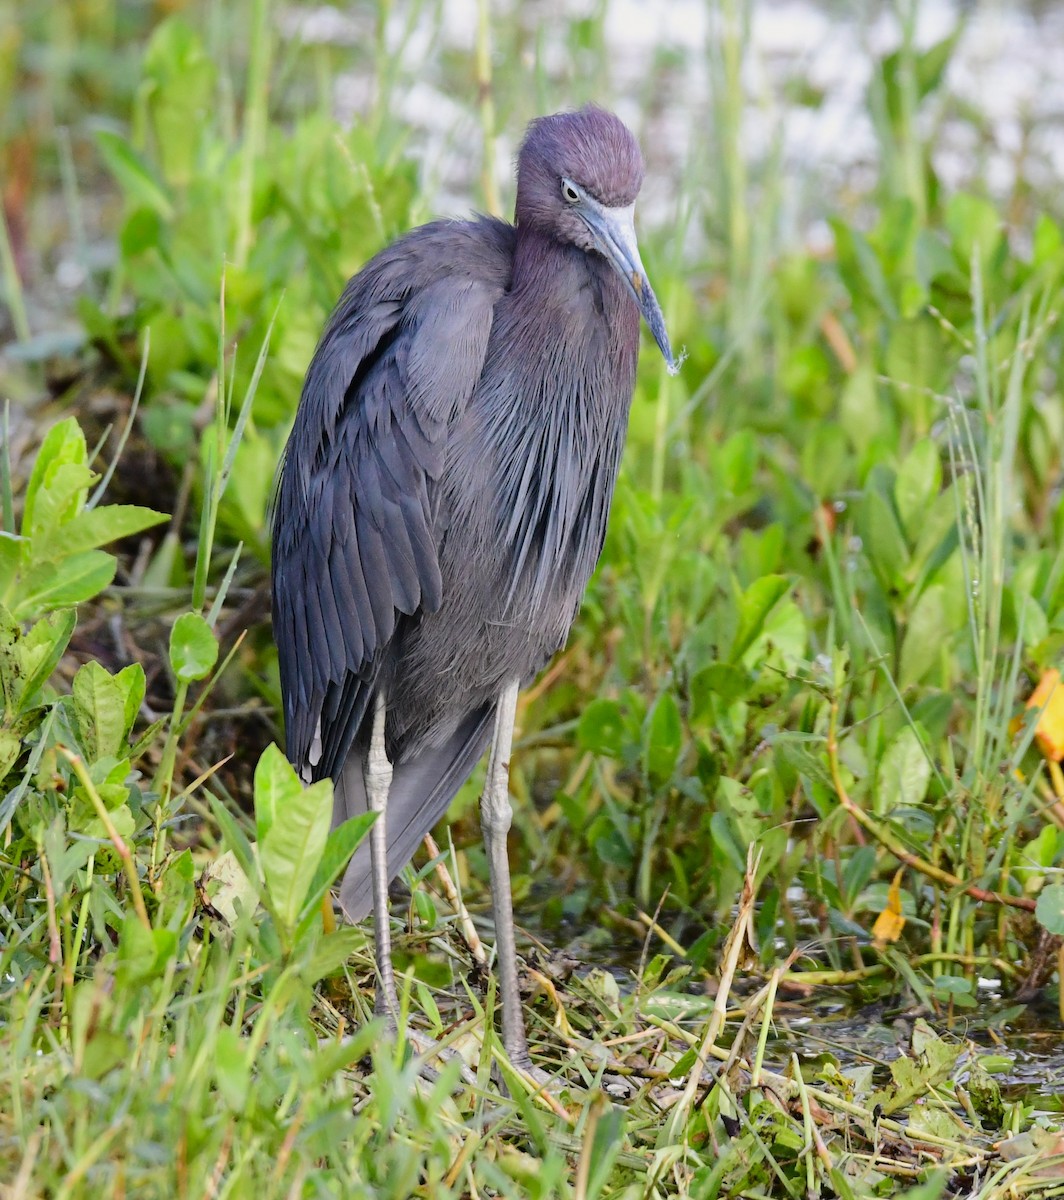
271 218 514 782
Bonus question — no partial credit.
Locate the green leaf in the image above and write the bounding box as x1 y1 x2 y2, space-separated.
13 551 116 618
208 795 261 894
143 18 217 187
577 698 625 758
690 663 748 720
35 504 166 561
832 220 898 319
116 914 177 987
1035 884 1064 935
946 192 1003 276
709 809 748 875
877 726 931 814
169 612 218 683
899 584 950 688
253 742 298 845
73 661 130 760
773 736 835 793
305 927 369 983
966 1057 1005 1127
644 693 682 785
857 483 909 591
24 462 95 546
0 724 25 783
255 744 333 931
113 663 146 737
730 575 790 662
0 534 19 598
839 363 885 453
299 811 376 926
214 1025 251 1111
584 1101 626 1200
0 607 76 713
22 418 86 539
95 129 175 218
261 784 333 931
894 439 942 541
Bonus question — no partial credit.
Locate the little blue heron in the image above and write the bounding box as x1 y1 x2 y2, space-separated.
272 106 675 1072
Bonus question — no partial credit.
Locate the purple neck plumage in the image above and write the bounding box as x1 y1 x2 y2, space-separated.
509 225 641 378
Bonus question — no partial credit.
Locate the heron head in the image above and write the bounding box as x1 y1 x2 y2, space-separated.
515 106 675 370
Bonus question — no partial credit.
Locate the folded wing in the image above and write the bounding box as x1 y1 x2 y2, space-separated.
272 219 513 786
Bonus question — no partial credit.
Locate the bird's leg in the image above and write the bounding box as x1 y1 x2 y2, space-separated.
365 692 399 1023
480 679 534 1072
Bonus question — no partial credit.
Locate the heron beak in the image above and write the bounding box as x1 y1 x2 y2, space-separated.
582 200 676 370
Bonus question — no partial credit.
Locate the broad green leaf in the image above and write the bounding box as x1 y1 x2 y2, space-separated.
116 914 178 987
73 661 129 760
35 504 166 561
857 485 909 591
260 776 333 930
14 551 117 618
18 609 77 707
894 439 941 540
910 486 960 574
1035 884 1064 935
899 584 950 688
0 606 75 713
839 363 886 453
832 219 897 319
169 612 218 682
95 129 175 218
82 800 135 847
0 726 22 782
214 1025 251 1111
914 228 956 291
946 192 1004 276
22 418 86 538
300 810 376 926
113 663 146 737
143 18 216 187
715 429 758 499
877 726 931 814
0 534 19 596
746 599 806 670
966 1058 1005 1128
254 742 302 845
690 663 748 722
305 927 369 983
644 693 682 785
577 698 625 758
801 424 850 499
885 318 952 431
773 737 835 793
24 460 95 545
730 575 790 662
709 809 748 875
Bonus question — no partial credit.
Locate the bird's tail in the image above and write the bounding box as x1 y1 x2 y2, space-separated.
334 704 496 922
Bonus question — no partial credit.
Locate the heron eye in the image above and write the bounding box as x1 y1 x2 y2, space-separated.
561 179 581 204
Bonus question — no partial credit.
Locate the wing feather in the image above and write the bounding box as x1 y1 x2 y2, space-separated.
272 218 514 780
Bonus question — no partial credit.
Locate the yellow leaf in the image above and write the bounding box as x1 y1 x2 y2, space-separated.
1027 669 1064 761
872 868 906 947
